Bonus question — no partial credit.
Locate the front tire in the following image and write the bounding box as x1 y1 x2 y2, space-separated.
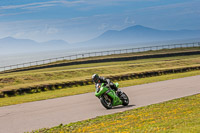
121 92 129 106
100 96 112 109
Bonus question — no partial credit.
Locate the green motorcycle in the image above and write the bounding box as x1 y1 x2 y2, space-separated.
95 83 129 109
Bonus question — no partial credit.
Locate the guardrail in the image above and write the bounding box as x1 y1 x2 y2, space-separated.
0 42 200 72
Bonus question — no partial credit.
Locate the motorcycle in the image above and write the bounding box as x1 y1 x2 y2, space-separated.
95 82 129 109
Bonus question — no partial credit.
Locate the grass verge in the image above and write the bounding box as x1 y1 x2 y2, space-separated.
1 54 200 90
0 70 200 107
31 93 200 133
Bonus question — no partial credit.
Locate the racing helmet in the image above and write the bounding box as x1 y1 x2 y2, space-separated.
92 74 99 83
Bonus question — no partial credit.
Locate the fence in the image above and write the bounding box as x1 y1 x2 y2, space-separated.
0 42 200 72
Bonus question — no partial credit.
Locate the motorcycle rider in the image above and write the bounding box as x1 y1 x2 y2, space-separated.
92 74 122 96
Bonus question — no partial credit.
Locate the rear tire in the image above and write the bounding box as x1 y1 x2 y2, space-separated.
100 96 112 109
121 92 129 106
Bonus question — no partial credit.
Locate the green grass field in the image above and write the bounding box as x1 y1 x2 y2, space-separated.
1 54 200 91
31 93 200 133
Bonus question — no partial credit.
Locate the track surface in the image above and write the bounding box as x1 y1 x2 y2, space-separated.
0 75 199 133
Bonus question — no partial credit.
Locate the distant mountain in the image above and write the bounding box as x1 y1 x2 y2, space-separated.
76 25 200 47
0 37 38 46
1 25 200 55
0 37 69 55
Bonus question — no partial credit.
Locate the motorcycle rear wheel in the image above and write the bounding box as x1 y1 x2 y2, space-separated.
121 92 129 106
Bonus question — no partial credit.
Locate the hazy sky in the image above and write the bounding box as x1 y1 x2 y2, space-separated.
0 0 199 43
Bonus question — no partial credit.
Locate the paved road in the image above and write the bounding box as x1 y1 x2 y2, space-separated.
0 75 200 133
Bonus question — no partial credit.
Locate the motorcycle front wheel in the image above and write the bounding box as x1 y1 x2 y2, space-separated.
100 95 112 109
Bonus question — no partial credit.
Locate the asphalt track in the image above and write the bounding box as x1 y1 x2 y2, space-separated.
0 75 199 133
